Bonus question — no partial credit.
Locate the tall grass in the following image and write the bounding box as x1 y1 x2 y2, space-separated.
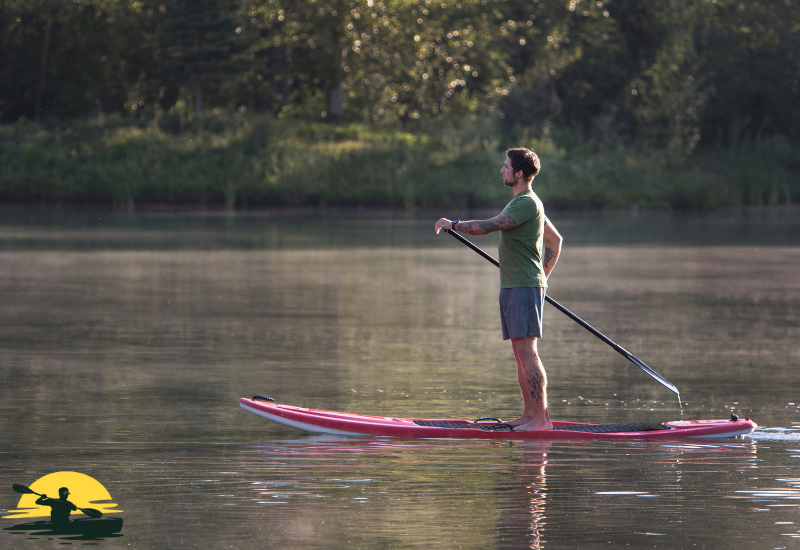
1 112 797 209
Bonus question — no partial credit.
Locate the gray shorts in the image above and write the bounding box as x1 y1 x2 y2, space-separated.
499 287 545 340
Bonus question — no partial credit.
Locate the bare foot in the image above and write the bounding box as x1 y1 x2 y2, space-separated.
515 417 553 431
506 415 533 427
508 409 550 427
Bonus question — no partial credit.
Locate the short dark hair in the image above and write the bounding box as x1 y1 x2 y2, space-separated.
506 148 541 184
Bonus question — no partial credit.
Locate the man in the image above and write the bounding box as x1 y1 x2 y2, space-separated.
35 487 78 525
435 147 562 431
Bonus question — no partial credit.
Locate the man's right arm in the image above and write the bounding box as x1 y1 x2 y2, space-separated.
435 214 517 235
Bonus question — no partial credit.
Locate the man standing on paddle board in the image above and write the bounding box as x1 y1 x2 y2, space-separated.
435 147 562 431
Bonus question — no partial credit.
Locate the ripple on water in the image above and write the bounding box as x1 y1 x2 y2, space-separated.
746 427 800 441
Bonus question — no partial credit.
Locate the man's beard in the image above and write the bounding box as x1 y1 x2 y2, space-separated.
503 176 515 187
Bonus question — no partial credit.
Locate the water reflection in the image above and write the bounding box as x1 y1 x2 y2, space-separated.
234 437 782 549
499 441 549 549
239 438 554 549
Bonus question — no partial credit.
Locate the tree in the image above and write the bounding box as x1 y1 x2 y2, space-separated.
1 0 798 148
161 0 243 117
344 0 512 124
699 0 800 143
0 0 165 123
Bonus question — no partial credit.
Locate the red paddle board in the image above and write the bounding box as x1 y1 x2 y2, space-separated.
238 397 756 439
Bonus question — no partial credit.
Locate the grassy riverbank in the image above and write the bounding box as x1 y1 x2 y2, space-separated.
1 113 797 210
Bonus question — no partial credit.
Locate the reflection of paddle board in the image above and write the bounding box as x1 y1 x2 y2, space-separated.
239 397 757 439
4 517 123 536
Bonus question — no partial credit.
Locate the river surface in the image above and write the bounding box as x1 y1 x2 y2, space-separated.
0 206 798 549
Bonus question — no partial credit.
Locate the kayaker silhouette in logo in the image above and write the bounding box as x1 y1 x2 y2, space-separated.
34 487 77 525
4 472 123 540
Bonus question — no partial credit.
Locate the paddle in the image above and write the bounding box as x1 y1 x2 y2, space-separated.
12 484 103 519
444 228 680 395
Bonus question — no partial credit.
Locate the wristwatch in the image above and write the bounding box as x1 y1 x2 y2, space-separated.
451 220 460 231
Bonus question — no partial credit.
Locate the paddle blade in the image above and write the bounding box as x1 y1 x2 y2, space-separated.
12 484 37 495
627 355 679 395
80 507 103 519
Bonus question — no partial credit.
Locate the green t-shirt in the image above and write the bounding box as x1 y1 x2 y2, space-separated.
498 189 547 289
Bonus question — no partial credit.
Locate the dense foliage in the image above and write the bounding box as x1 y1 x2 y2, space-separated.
2 0 799 153
2 114 797 209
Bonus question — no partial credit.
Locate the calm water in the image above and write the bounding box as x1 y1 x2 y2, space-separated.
0 207 799 549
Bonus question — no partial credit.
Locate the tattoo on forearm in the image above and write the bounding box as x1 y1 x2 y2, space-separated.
544 247 556 269
459 214 517 235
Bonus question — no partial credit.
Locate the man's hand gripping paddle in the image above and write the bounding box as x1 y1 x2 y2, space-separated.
443 228 679 395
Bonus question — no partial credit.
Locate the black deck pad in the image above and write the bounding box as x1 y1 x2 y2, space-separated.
553 422 670 433
413 420 514 431
412 420 670 433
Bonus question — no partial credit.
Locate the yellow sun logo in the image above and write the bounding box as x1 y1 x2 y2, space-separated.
4 472 122 519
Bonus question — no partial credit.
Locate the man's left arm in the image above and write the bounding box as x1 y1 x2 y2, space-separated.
434 214 517 235
543 219 563 279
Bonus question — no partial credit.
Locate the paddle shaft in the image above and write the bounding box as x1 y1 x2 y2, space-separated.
12 484 103 518
444 229 679 395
